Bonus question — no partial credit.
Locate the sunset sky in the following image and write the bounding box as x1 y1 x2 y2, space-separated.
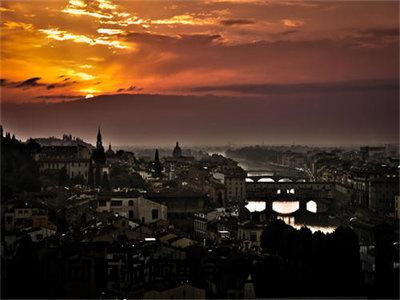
0 0 399 145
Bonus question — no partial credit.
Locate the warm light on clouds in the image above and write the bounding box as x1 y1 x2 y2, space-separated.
151 14 217 25
2 21 34 30
97 28 124 35
39 28 129 49
0 0 398 104
281 18 304 27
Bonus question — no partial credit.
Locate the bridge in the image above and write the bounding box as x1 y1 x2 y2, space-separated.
246 181 333 198
245 181 336 215
245 169 308 183
245 193 334 215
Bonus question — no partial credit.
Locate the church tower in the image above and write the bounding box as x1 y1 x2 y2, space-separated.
154 149 162 178
96 126 103 149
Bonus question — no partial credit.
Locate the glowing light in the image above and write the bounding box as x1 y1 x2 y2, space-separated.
272 201 299 214
97 0 117 10
306 201 317 213
258 178 275 182
39 28 129 49
281 19 304 28
151 14 216 25
69 0 87 8
97 28 124 35
245 201 266 212
85 93 94 98
62 8 113 19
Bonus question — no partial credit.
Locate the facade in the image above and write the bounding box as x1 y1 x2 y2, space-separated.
36 144 91 180
237 221 266 250
97 196 167 224
368 176 399 212
213 168 246 202
395 195 400 219
144 284 205 299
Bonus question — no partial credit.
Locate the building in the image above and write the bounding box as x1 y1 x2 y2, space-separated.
143 284 205 299
97 195 167 224
36 144 91 181
173 141 182 158
88 127 109 188
147 189 205 231
368 176 399 213
237 220 266 250
395 196 400 219
213 168 246 202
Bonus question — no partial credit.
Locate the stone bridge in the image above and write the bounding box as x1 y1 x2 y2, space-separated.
245 169 308 183
246 193 334 215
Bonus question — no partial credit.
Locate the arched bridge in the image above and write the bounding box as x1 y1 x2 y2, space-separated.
245 194 334 215
245 169 308 183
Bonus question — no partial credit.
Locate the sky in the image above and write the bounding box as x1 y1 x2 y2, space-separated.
0 0 399 145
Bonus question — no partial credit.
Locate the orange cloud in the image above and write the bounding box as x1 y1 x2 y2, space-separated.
281 19 304 27
2 21 34 30
39 28 129 49
151 14 217 26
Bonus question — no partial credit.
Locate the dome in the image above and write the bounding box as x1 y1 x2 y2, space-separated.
172 141 182 158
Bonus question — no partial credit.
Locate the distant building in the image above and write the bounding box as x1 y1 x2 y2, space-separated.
395 196 400 219
153 149 163 178
165 141 195 163
105 142 116 160
368 176 399 212
97 195 167 224
88 127 109 188
36 144 91 181
213 168 246 202
143 284 205 299
173 141 182 158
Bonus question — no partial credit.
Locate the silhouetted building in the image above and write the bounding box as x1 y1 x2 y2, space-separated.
88 127 109 188
153 149 162 178
173 141 182 158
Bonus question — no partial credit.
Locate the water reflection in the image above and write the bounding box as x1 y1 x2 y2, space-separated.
272 201 299 214
245 201 266 212
278 216 336 234
306 200 317 213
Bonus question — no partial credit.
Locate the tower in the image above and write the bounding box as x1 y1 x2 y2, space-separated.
96 126 103 149
154 149 162 178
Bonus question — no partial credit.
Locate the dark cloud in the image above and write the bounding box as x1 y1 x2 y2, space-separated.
35 94 83 100
189 79 399 95
2 92 398 146
358 28 399 38
279 29 300 35
220 19 255 26
117 85 143 92
1 77 79 91
16 77 44 89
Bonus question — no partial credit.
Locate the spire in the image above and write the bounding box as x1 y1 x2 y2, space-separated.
108 142 112 151
154 149 162 178
96 126 103 149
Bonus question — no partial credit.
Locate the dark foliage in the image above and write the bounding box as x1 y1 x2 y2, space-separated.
1 134 41 199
